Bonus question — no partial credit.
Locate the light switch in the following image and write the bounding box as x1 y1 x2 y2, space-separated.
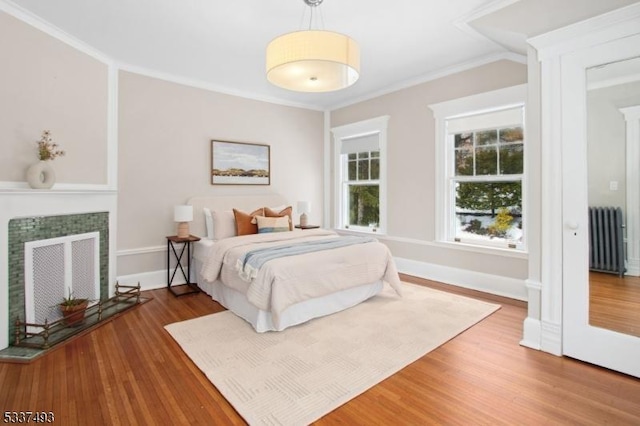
610 181 619 191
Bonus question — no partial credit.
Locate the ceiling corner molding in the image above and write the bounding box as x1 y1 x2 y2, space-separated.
0 0 113 65
453 0 521 43
328 51 526 111
116 62 325 112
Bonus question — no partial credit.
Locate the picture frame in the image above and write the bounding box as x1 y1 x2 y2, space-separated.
211 140 270 185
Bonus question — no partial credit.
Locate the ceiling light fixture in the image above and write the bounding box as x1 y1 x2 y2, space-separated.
266 0 360 93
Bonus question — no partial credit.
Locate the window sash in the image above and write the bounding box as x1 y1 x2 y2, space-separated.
451 128 523 177
342 150 380 229
449 175 523 249
342 181 380 231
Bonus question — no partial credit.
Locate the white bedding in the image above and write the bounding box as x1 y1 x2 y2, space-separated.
195 229 402 331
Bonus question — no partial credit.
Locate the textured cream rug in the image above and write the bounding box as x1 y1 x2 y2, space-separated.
165 283 500 425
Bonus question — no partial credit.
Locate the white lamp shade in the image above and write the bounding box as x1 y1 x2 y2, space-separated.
174 205 193 222
266 30 360 92
297 201 311 214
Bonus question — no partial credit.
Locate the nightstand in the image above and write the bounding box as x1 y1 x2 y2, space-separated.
166 235 201 296
295 224 320 230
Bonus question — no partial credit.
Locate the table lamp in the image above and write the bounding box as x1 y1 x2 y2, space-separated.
174 205 193 238
297 201 311 227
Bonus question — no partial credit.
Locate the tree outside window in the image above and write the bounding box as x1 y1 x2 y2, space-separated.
345 151 380 229
452 125 524 247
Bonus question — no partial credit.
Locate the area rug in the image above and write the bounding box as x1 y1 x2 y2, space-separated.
165 283 500 425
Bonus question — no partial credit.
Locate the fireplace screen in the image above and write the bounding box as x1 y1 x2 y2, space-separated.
24 232 100 327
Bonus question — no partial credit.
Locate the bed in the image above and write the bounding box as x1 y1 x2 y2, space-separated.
188 194 402 332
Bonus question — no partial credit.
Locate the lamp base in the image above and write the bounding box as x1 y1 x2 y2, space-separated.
300 213 308 227
177 222 190 238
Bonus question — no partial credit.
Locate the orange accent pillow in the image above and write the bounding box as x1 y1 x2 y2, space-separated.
233 208 265 236
264 206 293 231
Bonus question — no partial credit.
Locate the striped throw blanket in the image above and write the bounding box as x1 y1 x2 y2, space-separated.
236 235 377 282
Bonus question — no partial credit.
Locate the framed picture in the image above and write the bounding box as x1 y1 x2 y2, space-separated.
211 140 270 185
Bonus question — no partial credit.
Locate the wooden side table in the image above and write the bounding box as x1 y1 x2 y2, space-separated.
166 235 201 296
295 224 320 230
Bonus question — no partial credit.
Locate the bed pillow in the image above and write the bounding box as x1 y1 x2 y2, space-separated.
255 215 291 233
264 206 293 231
211 210 236 240
203 208 214 240
233 208 265 236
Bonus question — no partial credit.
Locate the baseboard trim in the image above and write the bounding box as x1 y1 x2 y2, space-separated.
395 256 527 301
541 320 563 356
117 245 165 257
117 268 192 292
520 317 542 350
626 257 639 277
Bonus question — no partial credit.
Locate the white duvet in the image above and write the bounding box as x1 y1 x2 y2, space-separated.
200 229 402 327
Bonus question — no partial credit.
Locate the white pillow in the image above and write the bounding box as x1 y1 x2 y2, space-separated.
212 210 236 240
203 208 214 240
256 215 291 233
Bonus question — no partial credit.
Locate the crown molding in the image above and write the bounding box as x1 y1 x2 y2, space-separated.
453 0 521 43
0 0 112 65
328 51 526 111
117 62 326 112
528 2 640 60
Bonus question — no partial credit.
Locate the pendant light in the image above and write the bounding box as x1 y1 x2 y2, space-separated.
266 0 360 93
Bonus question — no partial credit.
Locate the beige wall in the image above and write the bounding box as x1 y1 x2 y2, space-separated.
587 81 640 209
330 60 529 280
0 11 108 185
117 71 324 275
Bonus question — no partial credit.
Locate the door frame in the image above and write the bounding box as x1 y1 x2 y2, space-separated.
561 34 640 378
526 3 640 370
622 105 640 277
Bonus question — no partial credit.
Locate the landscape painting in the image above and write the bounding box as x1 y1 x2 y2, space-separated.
211 140 270 185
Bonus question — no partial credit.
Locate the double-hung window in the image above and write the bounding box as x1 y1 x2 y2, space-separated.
430 85 526 252
332 116 389 234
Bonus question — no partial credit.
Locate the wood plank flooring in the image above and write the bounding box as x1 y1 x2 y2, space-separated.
590 271 640 337
1 276 639 425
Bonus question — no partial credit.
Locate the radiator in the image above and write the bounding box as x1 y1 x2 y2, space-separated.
589 207 626 276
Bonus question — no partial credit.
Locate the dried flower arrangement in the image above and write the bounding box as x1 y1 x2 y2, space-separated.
36 130 65 161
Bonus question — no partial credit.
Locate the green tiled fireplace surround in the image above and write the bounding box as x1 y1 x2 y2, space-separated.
7 212 109 343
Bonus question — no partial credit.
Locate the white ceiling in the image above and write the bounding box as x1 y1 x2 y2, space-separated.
8 0 639 110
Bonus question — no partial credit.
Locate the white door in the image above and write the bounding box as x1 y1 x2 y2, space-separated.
562 34 640 378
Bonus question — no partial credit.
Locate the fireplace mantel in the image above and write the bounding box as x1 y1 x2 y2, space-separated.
0 189 117 350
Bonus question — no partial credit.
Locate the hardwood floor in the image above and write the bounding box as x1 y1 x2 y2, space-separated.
590 271 640 337
1 276 639 425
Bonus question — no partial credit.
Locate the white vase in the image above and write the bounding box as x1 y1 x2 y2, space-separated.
26 160 56 189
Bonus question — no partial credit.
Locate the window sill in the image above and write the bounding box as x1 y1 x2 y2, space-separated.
433 240 528 259
334 227 386 237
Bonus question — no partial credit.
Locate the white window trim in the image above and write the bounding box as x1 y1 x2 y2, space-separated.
429 84 527 253
331 116 390 235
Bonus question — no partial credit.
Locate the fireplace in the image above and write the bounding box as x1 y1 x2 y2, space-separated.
0 190 117 350
8 213 108 340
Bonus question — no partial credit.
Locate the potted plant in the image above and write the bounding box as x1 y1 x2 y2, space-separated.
59 289 89 327
26 130 66 189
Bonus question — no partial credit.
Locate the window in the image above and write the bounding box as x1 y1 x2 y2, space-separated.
430 85 527 252
332 116 389 233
